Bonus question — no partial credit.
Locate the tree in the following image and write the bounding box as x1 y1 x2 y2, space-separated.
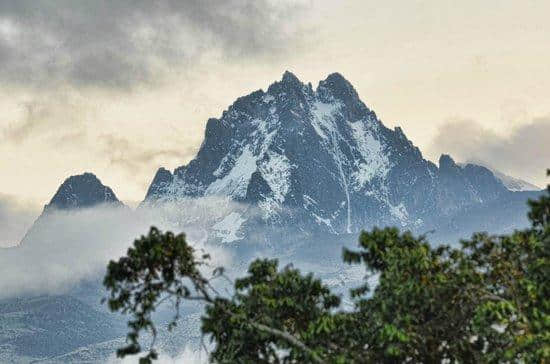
104 172 549 363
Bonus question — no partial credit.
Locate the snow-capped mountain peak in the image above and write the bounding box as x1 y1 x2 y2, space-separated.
143 72 514 236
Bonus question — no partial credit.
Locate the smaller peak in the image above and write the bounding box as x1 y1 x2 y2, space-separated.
152 167 173 183
281 70 301 84
65 172 99 183
267 70 308 97
57 173 105 191
320 72 355 90
317 72 359 103
324 72 352 86
46 172 120 211
439 154 458 169
156 166 171 173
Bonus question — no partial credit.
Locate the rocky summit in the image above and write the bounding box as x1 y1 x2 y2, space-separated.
45 173 121 211
18 173 123 246
142 71 536 239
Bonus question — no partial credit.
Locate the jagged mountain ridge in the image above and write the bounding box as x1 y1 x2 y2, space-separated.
143 71 515 236
16 72 540 245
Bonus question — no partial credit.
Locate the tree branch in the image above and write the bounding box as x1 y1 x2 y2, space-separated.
191 279 326 363
250 322 325 364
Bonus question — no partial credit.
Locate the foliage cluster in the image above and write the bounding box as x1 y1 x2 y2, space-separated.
104 172 549 363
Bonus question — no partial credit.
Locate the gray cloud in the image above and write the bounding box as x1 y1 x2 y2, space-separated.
99 134 196 172
0 194 39 247
428 117 550 186
2 101 48 142
0 0 308 89
2 91 91 143
97 134 197 192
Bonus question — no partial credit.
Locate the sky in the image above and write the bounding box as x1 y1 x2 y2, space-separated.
1 0 549 213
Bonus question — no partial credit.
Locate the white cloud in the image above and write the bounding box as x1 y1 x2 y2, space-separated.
0 198 240 299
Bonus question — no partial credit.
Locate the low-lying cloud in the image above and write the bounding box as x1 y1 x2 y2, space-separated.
0 198 243 299
0 194 366 301
428 117 550 187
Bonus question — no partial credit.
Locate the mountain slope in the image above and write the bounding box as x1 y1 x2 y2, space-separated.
143 71 521 238
0 295 126 360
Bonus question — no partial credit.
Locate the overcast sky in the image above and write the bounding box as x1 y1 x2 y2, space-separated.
1 0 549 210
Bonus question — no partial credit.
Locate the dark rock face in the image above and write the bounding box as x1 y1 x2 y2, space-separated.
45 173 121 211
142 71 529 238
144 167 174 201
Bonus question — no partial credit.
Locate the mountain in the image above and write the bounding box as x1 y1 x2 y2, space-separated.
19 173 124 245
143 71 537 240
17 72 540 247
44 173 122 211
6 72 543 362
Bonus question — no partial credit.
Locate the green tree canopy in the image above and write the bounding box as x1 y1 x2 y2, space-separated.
104 171 549 363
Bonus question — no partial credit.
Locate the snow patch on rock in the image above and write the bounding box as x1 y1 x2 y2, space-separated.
312 212 336 233
349 120 390 189
262 94 275 103
310 100 341 140
207 147 258 198
389 202 408 224
212 212 246 243
259 152 293 204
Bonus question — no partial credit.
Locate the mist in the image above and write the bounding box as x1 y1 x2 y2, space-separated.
0 194 368 302
0 198 244 299
0 193 40 247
